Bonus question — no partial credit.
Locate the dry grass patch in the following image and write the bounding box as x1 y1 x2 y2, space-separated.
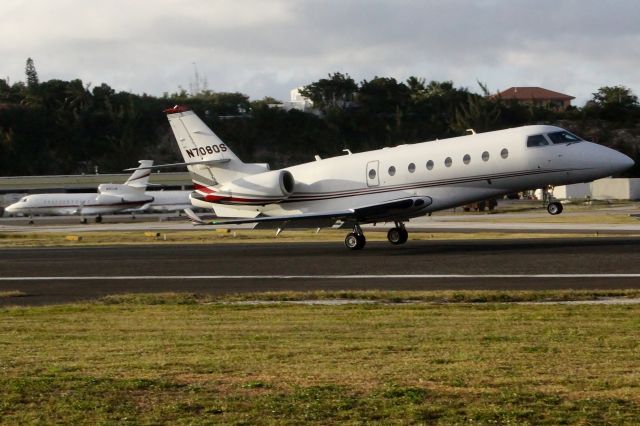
0 228 635 248
0 290 27 299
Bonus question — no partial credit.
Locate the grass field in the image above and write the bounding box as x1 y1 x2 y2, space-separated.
1 291 639 424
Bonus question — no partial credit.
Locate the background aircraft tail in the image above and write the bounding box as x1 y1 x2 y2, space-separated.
124 160 154 188
164 106 268 188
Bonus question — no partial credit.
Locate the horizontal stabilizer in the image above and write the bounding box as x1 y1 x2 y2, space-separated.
184 208 207 225
123 159 230 171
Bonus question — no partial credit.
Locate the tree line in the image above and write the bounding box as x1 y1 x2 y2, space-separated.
1 61 639 177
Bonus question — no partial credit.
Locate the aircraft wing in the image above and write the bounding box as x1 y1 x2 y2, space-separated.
184 196 432 228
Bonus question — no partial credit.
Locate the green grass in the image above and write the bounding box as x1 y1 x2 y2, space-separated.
100 289 640 304
1 292 639 424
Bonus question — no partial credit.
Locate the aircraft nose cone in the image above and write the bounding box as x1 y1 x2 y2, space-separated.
612 150 635 173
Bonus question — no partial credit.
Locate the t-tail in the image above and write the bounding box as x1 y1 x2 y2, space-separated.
124 160 154 188
164 106 269 188
95 160 154 205
164 106 296 215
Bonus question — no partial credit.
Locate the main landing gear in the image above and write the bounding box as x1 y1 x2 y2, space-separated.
344 221 409 250
344 224 366 250
387 221 408 245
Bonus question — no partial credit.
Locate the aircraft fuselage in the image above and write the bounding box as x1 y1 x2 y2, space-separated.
198 125 632 220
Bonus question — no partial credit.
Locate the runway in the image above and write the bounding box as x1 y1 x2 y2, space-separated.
2 237 640 305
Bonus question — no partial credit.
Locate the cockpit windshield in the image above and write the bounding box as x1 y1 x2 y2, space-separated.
546 131 582 144
526 134 550 147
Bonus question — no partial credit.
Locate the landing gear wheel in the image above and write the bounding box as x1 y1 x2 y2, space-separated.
387 227 408 245
81 217 88 224
95 215 103 223
344 232 366 250
547 202 563 215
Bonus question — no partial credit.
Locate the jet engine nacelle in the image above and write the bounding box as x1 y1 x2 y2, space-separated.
96 184 153 204
95 193 125 205
218 170 295 201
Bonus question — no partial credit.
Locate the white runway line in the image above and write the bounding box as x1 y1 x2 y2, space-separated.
2 274 640 281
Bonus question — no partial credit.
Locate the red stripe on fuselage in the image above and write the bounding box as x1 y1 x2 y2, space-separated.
194 183 284 204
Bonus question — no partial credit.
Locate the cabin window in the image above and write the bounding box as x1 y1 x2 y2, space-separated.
482 151 490 161
408 163 416 173
463 154 471 165
388 166 396 176
426 160 434 170
501 148 509 159
547 131 582 144
527 134 550 147
444 157 452 167
368 169 376 179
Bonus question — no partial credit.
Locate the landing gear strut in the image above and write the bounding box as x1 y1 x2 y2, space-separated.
344 224 366 250
542 185 563 215
387 221 408 245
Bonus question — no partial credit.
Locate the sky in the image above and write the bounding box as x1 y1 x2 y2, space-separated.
2 0 639 106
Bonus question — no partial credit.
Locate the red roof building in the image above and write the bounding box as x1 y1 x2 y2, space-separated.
493 87 575 110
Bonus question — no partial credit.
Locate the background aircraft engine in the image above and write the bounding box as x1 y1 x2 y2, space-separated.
94 193 124 205
96 184 153 204
218 170 295 202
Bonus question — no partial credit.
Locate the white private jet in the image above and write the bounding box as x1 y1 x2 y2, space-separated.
5 161 156 223
151 106 634 249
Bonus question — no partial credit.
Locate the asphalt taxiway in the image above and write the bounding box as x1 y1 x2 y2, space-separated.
2 237 640 305
3 206 640 234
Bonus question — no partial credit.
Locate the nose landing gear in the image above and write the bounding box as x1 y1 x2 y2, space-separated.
547 201 563 215
542 185 563 215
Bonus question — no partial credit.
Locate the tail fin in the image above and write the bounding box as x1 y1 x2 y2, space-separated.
124 160 154 188
164 106 267 187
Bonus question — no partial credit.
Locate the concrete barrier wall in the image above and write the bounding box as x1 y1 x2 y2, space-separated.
592 178 640 200
557 178 640 201
554 182 591 199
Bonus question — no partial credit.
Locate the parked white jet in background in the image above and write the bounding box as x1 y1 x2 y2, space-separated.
5 161 155 223
158 106 633 249
133 190 192 213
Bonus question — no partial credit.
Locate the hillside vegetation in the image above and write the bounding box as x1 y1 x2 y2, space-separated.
2 62 639 177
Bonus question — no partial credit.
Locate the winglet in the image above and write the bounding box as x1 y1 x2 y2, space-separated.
164 105 190 114
183 208 206 225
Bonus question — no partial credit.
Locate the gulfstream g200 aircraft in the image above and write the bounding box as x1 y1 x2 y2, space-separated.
157 106 633 249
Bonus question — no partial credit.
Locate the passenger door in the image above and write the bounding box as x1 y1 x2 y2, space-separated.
366 160 379 187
